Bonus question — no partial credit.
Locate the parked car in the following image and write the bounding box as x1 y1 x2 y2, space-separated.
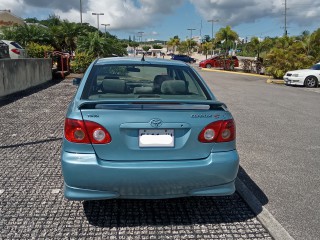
171 54 196 63
283 63 320 88
199 56 239 69
0 40 10 59
0 40 27 59
61 57 239 200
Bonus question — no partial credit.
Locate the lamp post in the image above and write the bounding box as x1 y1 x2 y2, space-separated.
92 12 104 31
187 28 196 39
207 19 219 57
101 23 110 37
137 31 144 43
79 0 82 24
187 28 196 55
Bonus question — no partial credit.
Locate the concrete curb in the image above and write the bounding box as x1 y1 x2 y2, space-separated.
236 178 294 240
266 79 285 84
200 67 270 78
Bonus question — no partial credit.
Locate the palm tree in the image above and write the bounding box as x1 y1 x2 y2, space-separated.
201 42 213 59
167 36 180 53
215 26 239 55
77 32 106 57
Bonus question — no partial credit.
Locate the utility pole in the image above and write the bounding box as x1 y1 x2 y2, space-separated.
208 19 219 57
284 0 288 36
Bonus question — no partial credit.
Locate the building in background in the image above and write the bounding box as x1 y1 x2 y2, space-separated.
0 10 25 29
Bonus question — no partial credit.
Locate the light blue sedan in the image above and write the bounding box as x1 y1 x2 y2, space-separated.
61 57 239 200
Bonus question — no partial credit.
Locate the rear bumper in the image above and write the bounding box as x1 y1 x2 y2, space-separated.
61 150 239 200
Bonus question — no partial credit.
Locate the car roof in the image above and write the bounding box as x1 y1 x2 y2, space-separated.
95 57 188 66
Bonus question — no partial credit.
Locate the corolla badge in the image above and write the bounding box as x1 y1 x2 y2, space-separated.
150 118 163 128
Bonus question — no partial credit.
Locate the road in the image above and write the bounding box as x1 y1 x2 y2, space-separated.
198 68 320 240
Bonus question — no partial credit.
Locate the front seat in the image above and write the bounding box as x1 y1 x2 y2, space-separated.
153 75 172 93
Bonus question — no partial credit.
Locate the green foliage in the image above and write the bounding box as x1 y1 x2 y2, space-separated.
265 36 315 78
177 39 197 54
142 46 151 51
70 51 95 73
129 41 139 48
77 32 126 58
26 42 54 58
1 24 52 47
152 44 162 49
215 26 239 54
200 42 213 59
167 36 180 53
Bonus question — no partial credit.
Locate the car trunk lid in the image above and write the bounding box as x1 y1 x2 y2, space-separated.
79 101 228 161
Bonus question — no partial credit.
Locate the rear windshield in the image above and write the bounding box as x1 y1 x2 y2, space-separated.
10 42 23 49
81 64 209 100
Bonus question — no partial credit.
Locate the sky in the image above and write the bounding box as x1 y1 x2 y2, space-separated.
1 0 319 41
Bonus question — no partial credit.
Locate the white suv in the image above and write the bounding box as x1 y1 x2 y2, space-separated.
0 40 27 59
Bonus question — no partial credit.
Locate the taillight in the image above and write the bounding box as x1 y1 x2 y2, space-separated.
64 118 111 144
198 119 235 143
11 49 20 55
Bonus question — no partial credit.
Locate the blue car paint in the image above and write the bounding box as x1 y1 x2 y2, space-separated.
62 149 239 200
61 57 239 200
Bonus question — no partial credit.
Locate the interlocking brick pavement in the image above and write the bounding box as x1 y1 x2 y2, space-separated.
0 79 273 239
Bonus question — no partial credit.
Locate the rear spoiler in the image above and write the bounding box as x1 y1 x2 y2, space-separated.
78 100 228 111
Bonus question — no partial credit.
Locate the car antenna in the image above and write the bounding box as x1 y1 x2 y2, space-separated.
141 53 145 61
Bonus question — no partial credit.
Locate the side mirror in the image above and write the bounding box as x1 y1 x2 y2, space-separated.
73 77 82 86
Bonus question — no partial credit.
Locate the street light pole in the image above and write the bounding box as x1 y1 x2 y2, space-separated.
92 12 104 31
137 31 144 43
207 19 219 57
187 28 196 39
101 23 110 37
187 28 196 55
80 0 82 24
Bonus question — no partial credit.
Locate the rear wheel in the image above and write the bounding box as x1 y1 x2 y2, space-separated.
206 64 212 69
304 76 318 88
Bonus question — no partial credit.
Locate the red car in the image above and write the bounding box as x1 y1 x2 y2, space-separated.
199 56 239 69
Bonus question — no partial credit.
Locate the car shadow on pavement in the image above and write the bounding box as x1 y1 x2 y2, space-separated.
237 166 269 206
82 174 270 228
83 194 257 227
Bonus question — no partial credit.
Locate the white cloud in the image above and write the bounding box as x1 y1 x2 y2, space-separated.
190 0 320 27
1 0 319 33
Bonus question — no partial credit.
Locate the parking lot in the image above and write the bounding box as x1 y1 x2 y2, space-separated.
0 79 273 239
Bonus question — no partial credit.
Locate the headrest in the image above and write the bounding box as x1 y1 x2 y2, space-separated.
102 79 126 93
161 80 187 94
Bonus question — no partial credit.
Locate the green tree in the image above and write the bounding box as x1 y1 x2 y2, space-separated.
266 36 314 78
152 44 162 49
128 41 140 55
77 32 105 57
167 36 180 53
142 46 151 52
215 26 239 55
26 42 54 58
201 42 213 59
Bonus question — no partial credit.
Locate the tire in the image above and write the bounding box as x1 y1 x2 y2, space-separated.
206 64 212 69
304 76 318 88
